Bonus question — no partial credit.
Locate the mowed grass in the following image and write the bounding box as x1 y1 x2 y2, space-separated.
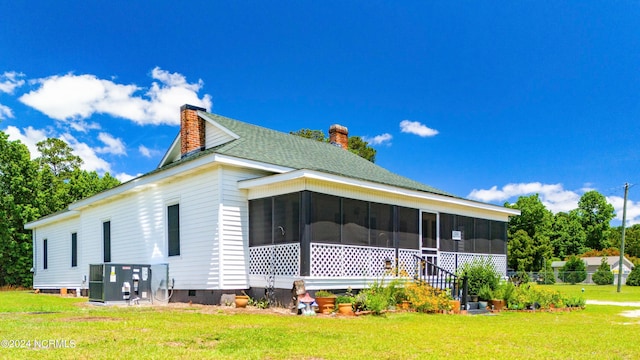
0 286 639 360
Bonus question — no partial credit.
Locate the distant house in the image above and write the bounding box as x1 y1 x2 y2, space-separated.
26 105 519 304
552 256 635 284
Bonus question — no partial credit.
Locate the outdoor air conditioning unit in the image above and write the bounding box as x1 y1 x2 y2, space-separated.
89 263 155 304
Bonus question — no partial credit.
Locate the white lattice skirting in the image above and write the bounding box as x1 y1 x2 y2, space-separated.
310 243 420 277
249 243 300 276
439 252 507 276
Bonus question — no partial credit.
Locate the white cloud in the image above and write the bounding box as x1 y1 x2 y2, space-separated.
607 196 640 226
4 125 49 158
96 132 126 155
363 133 393 146
0 71 25 94
468 182 640 225
114 172 141 183
18 67 212 126
0 103 13 119
468 182 580 213
400 120 439 137
59 133 111 174
69 120 101 133
138 144 162 158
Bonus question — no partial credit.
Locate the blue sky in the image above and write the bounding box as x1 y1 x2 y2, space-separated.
1 2 639 225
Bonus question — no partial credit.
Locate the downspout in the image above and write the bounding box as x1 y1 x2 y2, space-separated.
32 228 36 281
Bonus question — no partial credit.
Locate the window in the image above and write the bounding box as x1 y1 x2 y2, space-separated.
71 233 78 267
398 206 419 249
370 202 393 248
43 239 48 270
103 221 111 263
342 198 368 246
168 204 180 256
311 193 341 243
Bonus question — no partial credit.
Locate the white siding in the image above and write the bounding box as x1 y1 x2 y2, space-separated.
33 217 82 288
32 162 270 292
217 166 269 289
205 121 236 149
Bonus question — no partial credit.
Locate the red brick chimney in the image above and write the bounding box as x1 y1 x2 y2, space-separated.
180 104 207 157
329 124 348 150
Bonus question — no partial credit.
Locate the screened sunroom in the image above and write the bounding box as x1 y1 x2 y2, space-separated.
246 189 509 290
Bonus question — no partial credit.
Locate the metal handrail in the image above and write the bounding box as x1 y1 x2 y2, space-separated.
412 255 467 310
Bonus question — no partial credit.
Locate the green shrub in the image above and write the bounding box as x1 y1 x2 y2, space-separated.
559 256 587 284
456 257 501 295
537 261 556 285
593 258 614 285
477 284 493 301
314 290 335 298
626 266 640 286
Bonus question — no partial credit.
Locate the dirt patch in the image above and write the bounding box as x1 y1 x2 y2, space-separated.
60 316 121 322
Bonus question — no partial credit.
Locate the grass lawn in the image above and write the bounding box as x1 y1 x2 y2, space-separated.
545 283 640 302
0 287 638 359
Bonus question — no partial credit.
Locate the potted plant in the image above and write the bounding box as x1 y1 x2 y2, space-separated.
314 290 336 314
477 284 492 309
336 295 354 315
235 293 250 308
489 284 506 311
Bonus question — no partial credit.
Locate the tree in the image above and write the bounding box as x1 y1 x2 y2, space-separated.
0 129 121 287
576 190 615 250
551 211 587 258
626 265 640 286
558 255 587 284
0 132 40 287
608 224 640 259
592 257 614 285
505 194 554 271
347 136 376 163
290 128 377 162
36 138 83 178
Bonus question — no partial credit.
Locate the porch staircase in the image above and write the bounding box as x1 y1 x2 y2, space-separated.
412 255 468 311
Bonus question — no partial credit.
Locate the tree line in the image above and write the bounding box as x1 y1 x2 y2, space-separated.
505 191 639 272
0 132 119 287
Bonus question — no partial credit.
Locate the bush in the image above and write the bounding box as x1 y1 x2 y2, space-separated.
593 257 614 285
456 257 501 295
626 266 640 286
559 256 587 284
404 281 451 313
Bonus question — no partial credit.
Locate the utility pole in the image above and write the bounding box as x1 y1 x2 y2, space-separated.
617 183 629 293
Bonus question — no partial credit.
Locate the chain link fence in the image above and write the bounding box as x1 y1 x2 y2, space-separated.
507 271 629 285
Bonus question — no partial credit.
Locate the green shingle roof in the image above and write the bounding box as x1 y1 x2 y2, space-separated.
197 112 454 197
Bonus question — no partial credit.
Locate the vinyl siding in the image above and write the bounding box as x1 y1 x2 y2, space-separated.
33 217 82 288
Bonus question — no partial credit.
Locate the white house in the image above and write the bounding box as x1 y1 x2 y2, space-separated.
26 104 519 304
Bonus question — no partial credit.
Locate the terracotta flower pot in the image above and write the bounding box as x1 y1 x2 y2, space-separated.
338 303 354 315
315 297 336 314
490 299 505 311
235 295 249 308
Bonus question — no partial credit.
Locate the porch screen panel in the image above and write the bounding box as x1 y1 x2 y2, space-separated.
310 193 340 243
457 216 475 253
397 206 419 249
475 218 490 254
491 221 507 254
274 193 300 243
421 212 437 249
439 213 455 251
249 198 272 246
342 198 368 246
370 202 393 247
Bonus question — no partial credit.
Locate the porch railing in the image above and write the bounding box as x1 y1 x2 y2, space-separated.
413 255 466 309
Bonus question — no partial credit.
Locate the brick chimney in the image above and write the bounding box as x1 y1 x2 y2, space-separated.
180 104 207 157
329 124 348 150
